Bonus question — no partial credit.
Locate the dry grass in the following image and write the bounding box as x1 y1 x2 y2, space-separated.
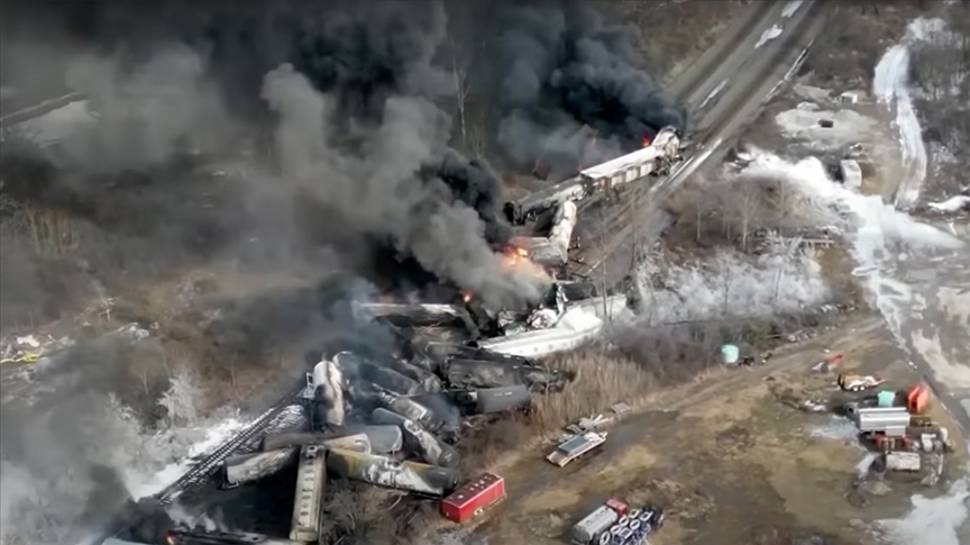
23 205 80 257
530 349 658 437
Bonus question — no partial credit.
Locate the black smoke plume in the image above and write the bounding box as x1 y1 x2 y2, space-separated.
493 2 687 176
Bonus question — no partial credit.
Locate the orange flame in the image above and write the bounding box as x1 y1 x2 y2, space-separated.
641 135 652 147
461 290 473 304
497 244 550 284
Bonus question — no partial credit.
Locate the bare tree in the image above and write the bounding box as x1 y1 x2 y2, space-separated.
450 40 470 151
735 185 759 251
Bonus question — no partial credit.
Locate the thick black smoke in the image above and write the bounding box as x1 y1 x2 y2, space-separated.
494 2 687 176
0 1 681 540
1 0 542 313
425 150 512 247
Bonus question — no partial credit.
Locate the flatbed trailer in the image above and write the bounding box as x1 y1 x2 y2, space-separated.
546 432 608 467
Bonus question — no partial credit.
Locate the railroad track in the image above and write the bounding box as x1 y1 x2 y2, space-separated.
93 382 307 545
570 0 828 279
156 382 306 503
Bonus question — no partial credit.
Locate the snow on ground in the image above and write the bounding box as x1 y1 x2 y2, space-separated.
872 18 950 209
756 24 783 49
636 245 832 324
775 102 879 152
810 415 862 443
0 369 249 544
738 149 970 390
738 150 970 544
928 195 970 213
4 99 95 147
122 413 248 500
876 444 970 545
782 0 804 18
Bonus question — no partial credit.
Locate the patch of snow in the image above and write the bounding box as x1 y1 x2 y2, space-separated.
8 99 96 148
928 195 970 213
123 415 248 500
856 452 879 478
736 150 970 427
636 246 832 324
699 79 729 110
775 107 878 151
782 0 804 18
876 445 970 545
910 329 970 390
756 24 783 49
0 373 249 543
872 18 950 209
15 335 40 348
793 84 832 104
810 416 860 442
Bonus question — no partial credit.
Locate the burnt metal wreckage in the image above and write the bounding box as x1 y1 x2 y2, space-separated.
128 126 684 545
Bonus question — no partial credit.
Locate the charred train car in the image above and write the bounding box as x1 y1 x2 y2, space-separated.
504 126 683 224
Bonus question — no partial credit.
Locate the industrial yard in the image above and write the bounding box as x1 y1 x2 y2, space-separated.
2 1 970 545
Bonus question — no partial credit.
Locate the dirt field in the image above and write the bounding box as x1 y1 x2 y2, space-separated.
430 313 966 545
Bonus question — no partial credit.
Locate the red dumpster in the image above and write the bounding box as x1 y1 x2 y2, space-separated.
441 473 506 523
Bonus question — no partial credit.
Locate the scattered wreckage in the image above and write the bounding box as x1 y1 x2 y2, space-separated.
570 497 666 545
143 126 668 545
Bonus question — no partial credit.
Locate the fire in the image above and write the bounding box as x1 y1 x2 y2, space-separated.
461 290 473 304
641 134 652 147
500 244 531 267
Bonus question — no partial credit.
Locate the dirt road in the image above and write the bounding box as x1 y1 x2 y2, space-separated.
453 315 966 545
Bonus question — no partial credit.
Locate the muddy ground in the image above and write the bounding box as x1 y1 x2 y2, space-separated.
431 314 966 545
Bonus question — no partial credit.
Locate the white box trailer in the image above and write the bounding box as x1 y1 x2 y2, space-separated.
570 505 620 545
856 407 910 433
886 452 921 472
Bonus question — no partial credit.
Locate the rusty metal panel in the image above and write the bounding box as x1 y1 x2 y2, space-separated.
289 445 327 543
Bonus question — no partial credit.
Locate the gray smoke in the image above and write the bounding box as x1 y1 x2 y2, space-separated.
494 2 686 175
54 45 238 174
261 64 547 308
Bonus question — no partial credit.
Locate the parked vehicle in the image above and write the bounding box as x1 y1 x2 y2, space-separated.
569 500 664 545
547 432 607 467
570 505 620 545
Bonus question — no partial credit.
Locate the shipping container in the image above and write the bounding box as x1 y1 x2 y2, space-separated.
855 407 910 432
440 472 506 523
